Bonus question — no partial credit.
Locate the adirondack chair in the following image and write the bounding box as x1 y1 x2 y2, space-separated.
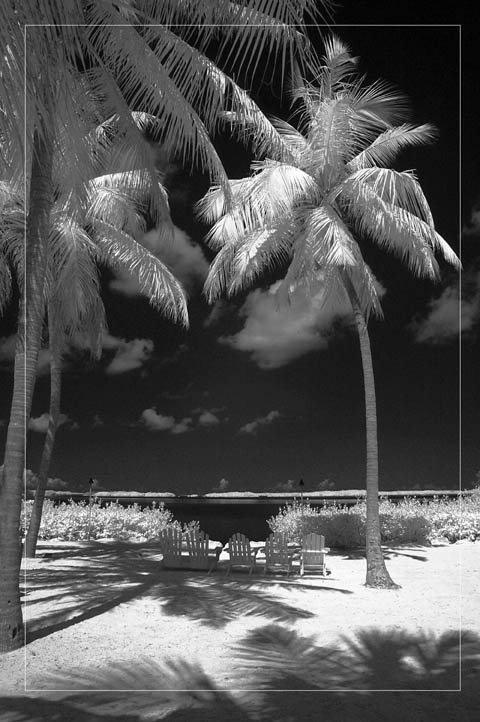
185 530 221 574
225 533 258 575
300 533 330 576
263 533 299 576
160 527 188 569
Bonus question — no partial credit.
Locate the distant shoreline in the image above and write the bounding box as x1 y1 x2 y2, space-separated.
36 488 468 502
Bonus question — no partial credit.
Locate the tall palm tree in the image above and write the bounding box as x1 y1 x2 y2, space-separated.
198 37 460 588
1 144 191 560
0 0 330 653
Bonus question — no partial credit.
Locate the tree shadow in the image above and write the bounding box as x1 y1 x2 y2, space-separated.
338 544 431 563
4 626 478 721
24 544 354 642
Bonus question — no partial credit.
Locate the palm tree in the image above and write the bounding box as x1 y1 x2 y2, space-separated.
0 0 331 653
198 37 460 587
1 142 192 559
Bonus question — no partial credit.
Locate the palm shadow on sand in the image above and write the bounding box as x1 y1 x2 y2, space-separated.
23 542 351 643
4 627 479 721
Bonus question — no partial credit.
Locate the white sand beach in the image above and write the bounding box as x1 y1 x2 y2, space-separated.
0 540 478 721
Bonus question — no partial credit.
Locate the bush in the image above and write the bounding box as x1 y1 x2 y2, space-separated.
267 493 479 548
21 499 199 541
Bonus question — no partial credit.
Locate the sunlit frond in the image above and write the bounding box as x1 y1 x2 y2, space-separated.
348 124 438 170
346 77 411 128
94 220 188 326
203 243 239 303
306 205 358 267
0 253 13 315
0 206 25 285
342 181 440 279
84 23 232 198
229 221 295 294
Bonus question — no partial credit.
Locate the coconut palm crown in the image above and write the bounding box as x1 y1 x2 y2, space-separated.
198 36 460 587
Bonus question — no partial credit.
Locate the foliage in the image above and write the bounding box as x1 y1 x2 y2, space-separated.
20 499 199 542
268 495 480 548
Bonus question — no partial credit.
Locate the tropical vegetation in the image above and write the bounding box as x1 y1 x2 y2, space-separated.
20 492 480 546
0 0 329 652
198 36 461 588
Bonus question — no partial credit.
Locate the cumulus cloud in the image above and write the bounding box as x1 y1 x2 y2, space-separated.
24 468 69 491
203 300 233 328
410 271 480 344
141 409 176 431
239 410 281 435
170 417 193 434
140 405 226 433
105 338 154 375
0 336 51 375
140 408 193 434
109 225 209 297
220 281 352 369
197 410 220 427
28 413 71 433
212 478 230 492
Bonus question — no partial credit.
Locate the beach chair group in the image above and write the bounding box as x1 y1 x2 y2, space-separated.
226 531 330 577
160 529 330 577
159 528 222 574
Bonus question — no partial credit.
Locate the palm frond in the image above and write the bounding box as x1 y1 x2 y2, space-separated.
342 181 440 280
203 242 239 304
83 23 232 199
348 124 438 170
228 221 295 295
346 77 411 128
306 204 358 267
94 219 188 326
432 230 461 269
0 253 13 315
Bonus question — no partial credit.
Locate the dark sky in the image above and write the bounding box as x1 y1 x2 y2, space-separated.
1 16 477 496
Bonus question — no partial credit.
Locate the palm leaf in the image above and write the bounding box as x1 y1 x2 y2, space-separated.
306 204 358 267
93 219 188 326
348 124 438 170
342 181 440 279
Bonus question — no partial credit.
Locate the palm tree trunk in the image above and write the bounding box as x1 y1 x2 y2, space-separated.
344 277 399 589
0 123 53 653
24 306 62 559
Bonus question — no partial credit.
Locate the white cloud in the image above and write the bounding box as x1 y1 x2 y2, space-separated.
105 338 154 375
170 417 193 434
140 409 193 434
203 300 232 328
0 336 51 375
220 281 351 369
239 410 281 435
0 335 16 362
109 225 209 297
410 271 480 344
212 478 230 492
141 409 176 432
197 410 220 427
28 413 71 434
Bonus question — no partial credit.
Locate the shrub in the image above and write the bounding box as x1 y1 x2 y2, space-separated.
267 493 479 548
21 499 199 541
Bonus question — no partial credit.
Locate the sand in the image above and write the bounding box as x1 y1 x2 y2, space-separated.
0 539 478 721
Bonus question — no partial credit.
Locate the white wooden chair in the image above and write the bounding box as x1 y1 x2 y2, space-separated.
263 533 298 576
226 533 258 575
186 530 221 574
160 527 187 569
300 533 330 576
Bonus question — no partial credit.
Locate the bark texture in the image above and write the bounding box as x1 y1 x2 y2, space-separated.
0 122 53 652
